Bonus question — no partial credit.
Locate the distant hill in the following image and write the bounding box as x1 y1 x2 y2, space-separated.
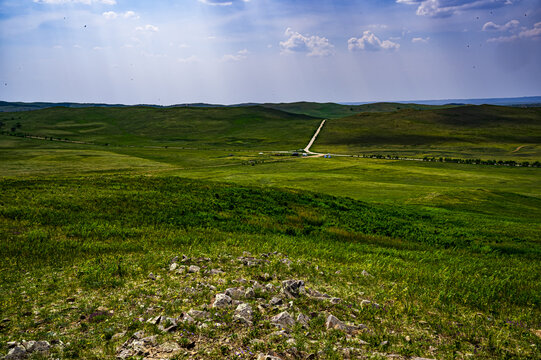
261 102 457 119
312 105 541 160
0 105 320 150
342 96 541 107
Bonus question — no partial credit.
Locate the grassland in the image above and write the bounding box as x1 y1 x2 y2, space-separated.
0 104 540 359
312 105 541 160
0 106 319 149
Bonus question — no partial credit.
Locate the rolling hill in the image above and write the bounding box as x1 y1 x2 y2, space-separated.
260 101 457 119
0 106 320 150
312 105 541 160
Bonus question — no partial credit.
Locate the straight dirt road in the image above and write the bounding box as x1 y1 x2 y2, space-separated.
304 119 326 154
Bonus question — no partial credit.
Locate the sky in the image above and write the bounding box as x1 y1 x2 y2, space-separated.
0 0 540 105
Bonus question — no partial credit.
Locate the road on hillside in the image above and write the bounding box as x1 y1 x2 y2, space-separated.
304 119 326 155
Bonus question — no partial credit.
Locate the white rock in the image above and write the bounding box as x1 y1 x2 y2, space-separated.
234 303 253 324
270 311 295 330
212 293 232 308
5 345 27 360
225 287 244 300
297 313 310 328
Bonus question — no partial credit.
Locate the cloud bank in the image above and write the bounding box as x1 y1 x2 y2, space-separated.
348 31 400 51
280 28 334 57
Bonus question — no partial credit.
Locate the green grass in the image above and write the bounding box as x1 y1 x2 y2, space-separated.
0 176 539 359
0 104 540 359
312 105 541 160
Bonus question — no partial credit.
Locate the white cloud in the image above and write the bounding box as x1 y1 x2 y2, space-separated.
482 20 519 31
222 49 249 61
397 0 512 18
412 36 430 43
178 55 198 63
488 22 541 42
34 0 116 4
348 31 400 51
136 24 159 33
197 0 233 5
103 11 139 20
280 28 334 57
102 11 117 19
197 0 250 5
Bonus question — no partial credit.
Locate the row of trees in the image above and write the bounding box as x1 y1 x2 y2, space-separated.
360 154 540 167
421 156 540 168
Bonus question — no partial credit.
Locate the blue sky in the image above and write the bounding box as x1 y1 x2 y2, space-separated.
0 0 540 104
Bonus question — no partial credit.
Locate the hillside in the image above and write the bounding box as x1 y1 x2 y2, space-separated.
312 105 541 160
261 102 456 119
1 176 540 359
0 106 320 150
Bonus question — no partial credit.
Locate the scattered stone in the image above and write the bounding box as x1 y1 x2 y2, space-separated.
225 287 245 300
156 341 181 354
306 288 331 299
330 297 342 304
325 314 358 334
286 338 296 346
405 335 411 343
297 313 310 328
269 296 283 306
4 345 26 360
169 263 178 272
187 309 210 321
147 315 162 325
148 273 156 280
209 268 224 275
245 287 255 299
212 293 232 308
177 313 194 324
281 258 292 266
4 340 58 360
234 303 253 324
117 332 180 360
252 281 264 291
188 265 200 273
282 280 305 298
112 331 127 340
269 330 291 339
257 354 282 360
265 283 275 292
362 270 373 277
271 311 295 330
260 273 272 281
335 270 341 275
380 340 389 346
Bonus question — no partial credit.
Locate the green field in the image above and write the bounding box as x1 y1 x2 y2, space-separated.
1 104 540 359
312 105 541 160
